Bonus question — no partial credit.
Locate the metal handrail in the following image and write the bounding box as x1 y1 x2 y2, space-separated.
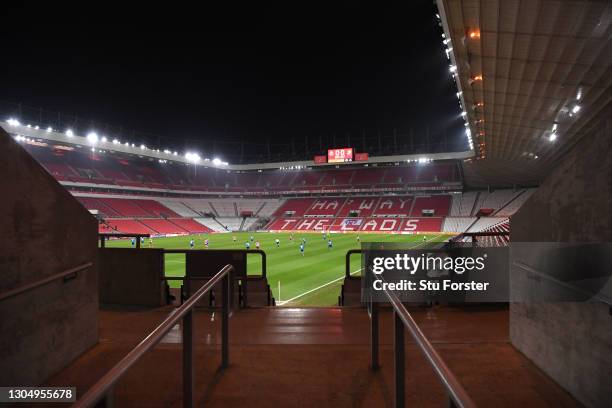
370 275 477 408
73 264 234 408
0 262 93 302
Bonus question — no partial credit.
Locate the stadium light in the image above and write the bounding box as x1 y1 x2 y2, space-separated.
7 118 20 127
549 133 558 142
185 152 201 163
461 111 467 118
46 126 53 132
101 136 108 143
212 158 221 165
87 132 99 144
163 149 171 154
173 151 178 156
140 144 146 150
572 105 581 114
34 125 40 130
551 123 558 132
65 129 74 137
449 65 457 73
112 139 120 144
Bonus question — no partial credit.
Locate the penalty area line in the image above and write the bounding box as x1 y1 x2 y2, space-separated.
276 233 445 306
276 267 362 306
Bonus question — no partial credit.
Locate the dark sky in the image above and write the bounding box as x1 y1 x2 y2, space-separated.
1 1 466 159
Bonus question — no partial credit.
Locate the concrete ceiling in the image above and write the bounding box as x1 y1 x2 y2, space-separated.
437 0 612 187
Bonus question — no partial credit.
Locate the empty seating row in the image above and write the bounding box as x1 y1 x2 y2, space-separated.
101 218 212 235
274 195 452 218
24 143 460 192
266 216 444 233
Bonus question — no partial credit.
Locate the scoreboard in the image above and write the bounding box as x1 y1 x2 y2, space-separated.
327 148 354 163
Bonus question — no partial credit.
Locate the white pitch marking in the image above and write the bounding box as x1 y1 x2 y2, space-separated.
276 233 446 306
276 267 362 306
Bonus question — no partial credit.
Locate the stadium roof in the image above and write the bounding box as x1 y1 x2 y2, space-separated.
437 0 612 187
1 122 472 171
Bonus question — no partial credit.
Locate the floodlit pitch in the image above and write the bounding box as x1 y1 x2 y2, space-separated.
104 231 452 306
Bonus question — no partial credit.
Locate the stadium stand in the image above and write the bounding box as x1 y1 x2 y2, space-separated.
273 198 316 217
156 200 202 217
168 218 212 233
104 219 156 234
209 200 238 217
254 199 285 217
304 198 345 217
336 197 379 217
410 195 451 216
21 143 464 193
449 191 478 216
139 218 188 234
193 217 229 232
467 217 509 233
373 196 414 216
133 200 181 217
266 216 444 232
495 188 536 217
182 200 217 216
442 217 477 233
472 190 521 215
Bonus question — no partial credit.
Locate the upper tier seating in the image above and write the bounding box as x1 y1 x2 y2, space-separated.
351 168 386 186
23 143 461 193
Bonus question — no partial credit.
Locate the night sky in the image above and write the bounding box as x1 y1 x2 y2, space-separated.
1 2 466 161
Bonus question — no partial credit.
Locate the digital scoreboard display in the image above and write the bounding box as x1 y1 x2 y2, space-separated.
327 148 354 163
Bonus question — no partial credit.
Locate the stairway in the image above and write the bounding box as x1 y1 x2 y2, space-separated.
43 307 580 408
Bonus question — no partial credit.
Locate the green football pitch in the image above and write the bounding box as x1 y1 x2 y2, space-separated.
104 231 452 306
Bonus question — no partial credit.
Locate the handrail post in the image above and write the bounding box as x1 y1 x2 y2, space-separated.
96 388 113 408
371 300 379 370
394 310 405 408
222 273 230 368
183 310 193 408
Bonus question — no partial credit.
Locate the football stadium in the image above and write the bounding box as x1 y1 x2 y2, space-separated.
1 1 611 407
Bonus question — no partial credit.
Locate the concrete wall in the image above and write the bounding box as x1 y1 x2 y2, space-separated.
510 117 612 407
99 248 166 306
0 130 98 386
